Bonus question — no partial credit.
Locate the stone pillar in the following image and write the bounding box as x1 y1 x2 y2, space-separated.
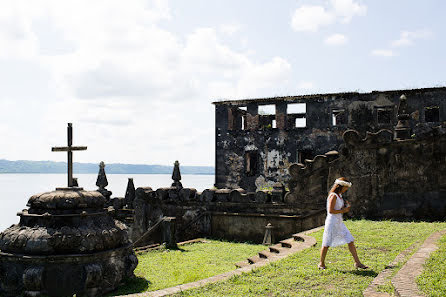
276 102 287 130
394 94 412 140
262 223 274 245
162 217 177 249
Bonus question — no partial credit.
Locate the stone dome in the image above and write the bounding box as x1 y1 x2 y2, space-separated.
27 188 106 210
0 188 129 255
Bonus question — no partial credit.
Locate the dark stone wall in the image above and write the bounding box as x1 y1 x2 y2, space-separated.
131 186 325 245
286 129 446 221
214 87 446 191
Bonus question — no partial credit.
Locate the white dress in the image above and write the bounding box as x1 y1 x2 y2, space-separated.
322 193 354 247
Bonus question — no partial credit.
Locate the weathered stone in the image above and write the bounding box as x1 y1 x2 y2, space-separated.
124 178 136 208
200 189 216 202
179 188 197 201
0 187 137 297
255 191 270 203
214 88 446 191
171 160 183 189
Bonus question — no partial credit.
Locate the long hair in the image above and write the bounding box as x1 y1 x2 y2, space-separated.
329 177 350 194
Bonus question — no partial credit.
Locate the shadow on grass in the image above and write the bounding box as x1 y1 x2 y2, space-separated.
340 269 378 277
105 276 151 296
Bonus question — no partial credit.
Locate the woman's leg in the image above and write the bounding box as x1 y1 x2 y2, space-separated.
347 241 361 264
319 246 329 267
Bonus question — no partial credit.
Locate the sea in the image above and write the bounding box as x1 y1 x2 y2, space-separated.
0 173 214 231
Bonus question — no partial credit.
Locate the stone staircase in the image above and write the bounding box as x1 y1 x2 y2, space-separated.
235 233 317 268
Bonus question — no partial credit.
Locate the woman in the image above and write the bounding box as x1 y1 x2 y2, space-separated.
318 177 368 270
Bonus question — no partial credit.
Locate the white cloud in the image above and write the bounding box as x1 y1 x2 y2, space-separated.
371 49 395 57
291 5 335 32
391 30 433 47
0 0 292 166
291 0 366 32
297 81 314 89
325 33 348 45
330 0 367 23
219 24 241 36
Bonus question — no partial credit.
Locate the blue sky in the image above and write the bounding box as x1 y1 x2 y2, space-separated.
0 0 444 166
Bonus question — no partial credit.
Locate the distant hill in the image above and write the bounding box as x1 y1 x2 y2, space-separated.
0 159 214 175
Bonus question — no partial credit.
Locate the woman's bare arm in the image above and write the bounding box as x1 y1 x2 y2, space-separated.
328 194 350 214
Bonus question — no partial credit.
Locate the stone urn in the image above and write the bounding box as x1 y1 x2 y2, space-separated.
0 187 138 297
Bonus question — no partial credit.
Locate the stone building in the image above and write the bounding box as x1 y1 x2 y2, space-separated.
213 87 446 191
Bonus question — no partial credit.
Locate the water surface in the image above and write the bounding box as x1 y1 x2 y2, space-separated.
0 173 214 231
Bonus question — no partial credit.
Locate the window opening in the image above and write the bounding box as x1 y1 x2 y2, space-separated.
288 103 307 128
425 106 440 122
245 151 258 176
288 103 306 114
377 108 393 124
332 109 346 126
258 104 275 115
259 104 276 129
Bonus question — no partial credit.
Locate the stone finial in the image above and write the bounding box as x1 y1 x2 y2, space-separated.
96 161 112 200
394 94 412 140
125 178 136 208
171 160 183 189
96 161 108 189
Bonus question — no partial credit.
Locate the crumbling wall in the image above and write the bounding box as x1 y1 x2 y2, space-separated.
286 128 446 221
130 184 325 244
329 129 446 220
214 87 446 191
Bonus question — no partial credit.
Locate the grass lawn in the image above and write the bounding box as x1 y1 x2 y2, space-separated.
417 233 446 297
169 220 446 297
108 239 266 296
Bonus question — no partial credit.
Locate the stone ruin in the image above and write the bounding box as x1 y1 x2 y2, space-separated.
103 160 325 246
0 123 137 297
105 88 445 249
213 87 446 192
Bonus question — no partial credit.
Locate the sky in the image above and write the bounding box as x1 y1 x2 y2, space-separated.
0 0 444 167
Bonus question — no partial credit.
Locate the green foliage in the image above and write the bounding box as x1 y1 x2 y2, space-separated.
417 234 446 297
172 220 446 297
109 240 265 296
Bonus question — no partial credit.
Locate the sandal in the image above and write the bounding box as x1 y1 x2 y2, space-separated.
318 264 326 270
355 263 369 269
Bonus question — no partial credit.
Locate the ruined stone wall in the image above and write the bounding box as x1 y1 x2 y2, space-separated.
214 87 446 191
131 186 325 245
331 129 446 220
286 128 446 221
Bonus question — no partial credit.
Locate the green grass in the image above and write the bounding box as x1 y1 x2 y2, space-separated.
417 233 446 297
108 240 266 296
170 220 446 297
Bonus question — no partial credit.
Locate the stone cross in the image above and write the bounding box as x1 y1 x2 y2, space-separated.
52 123 87 187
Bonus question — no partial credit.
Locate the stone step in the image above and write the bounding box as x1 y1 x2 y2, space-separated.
247 255 262 264
292 234 304 242
258 251 270 259
235 261 250 268
280 239 295 248
269 246 283 254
